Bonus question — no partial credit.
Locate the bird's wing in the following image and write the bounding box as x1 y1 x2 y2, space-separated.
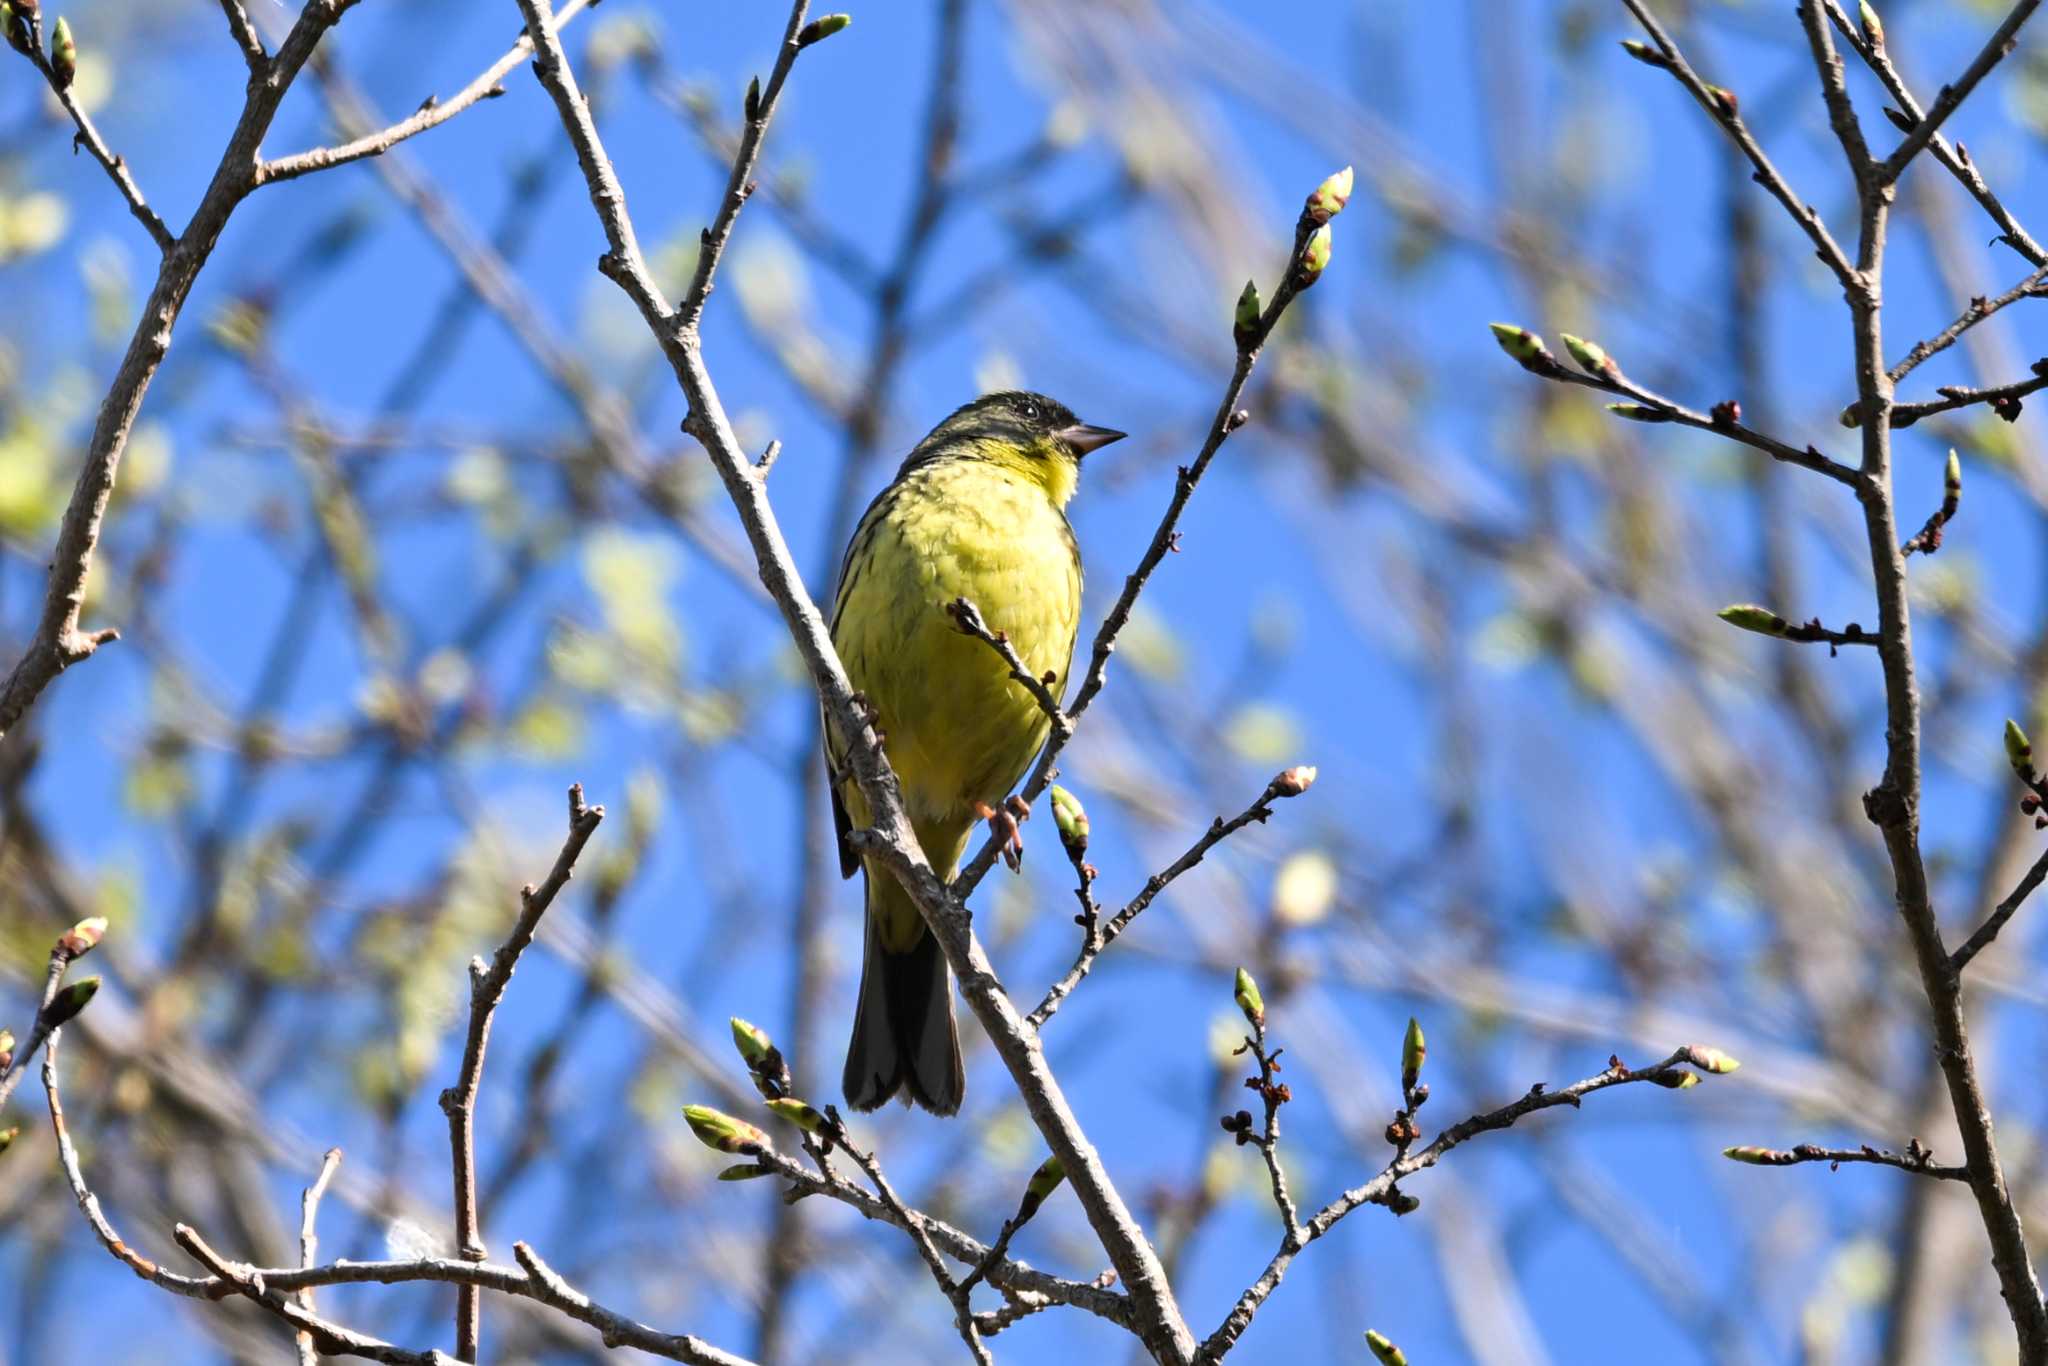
824 481 901 880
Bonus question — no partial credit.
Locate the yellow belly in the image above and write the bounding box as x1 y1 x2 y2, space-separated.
830 458 1081 945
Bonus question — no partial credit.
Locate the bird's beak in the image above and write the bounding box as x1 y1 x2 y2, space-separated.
1058 423 1126 457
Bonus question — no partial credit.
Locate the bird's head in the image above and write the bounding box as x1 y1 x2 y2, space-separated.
908 390 1124 507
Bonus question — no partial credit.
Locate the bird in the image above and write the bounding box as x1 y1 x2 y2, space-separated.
828 390 1124 1114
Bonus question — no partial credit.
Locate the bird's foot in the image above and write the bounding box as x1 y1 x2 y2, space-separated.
975 799 1025 872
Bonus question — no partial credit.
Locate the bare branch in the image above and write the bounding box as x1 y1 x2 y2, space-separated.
1619 0 1858 289
216 0 267 69
256 0 599 186
1876 2 2041 185
1494 330 1860 487
1889 370 2048 428
1825 0 2046 264
1197 1048 1734 1361
175 1223 455 1366
1030 770 1314 1029
1888 264 2048 383
2 28 174 252
1722 1139 1968 1181
439 784 605 1362
296 1148 344 1366
947 597 1069 736
0 0 363 745
1953 844 2048 972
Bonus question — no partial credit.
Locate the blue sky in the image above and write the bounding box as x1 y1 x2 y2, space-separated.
7 0 2048 1362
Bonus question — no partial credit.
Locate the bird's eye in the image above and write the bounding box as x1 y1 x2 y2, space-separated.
1019 401 1039 421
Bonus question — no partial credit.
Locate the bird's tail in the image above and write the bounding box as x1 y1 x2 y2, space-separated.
843 869 964 1115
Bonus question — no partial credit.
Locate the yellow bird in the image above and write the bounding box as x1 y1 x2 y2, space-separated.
829 391 1124 1114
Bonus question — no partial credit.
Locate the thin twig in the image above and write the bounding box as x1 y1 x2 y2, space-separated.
0 946 71 1113
4 24 175 252
837 1130 991 1364
1503 343 1860 487
1196 1048 1729 1361
947 597 1069 735
256 0 599 186
1619 0 1858 289
175 1224 456 1366
216 0 267 69
1030 773 1306 1028
1952 845 2048 972
296 1148 344 1366
1723 1140 1969 1181
1890 370 2048 428
42 969 757 1362
1887 262 2048 383
1876 1 2041 185
440 784 604 1362
1824 0 2046 265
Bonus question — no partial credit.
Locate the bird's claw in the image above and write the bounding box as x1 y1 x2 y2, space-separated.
976 799 1026 872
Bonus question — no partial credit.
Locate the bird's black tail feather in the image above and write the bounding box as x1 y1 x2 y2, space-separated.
843 877 963 1115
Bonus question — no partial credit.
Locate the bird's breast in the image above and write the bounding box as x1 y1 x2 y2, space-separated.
832 462 1082 836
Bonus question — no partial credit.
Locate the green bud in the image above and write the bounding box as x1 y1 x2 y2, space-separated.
1017 1154 1067 1221
1304 165 1354 224
1365 1330 1410 1366
795 12 851 47
1859 1 1884 47
1487 322 1548 368
1233 967 1265 1030
0 5 21 57
765 1097 829 1135
1560 332 1616 378
41 975 99 1029
731 1016 773 1066
1722 1145 1781 1165
1296 225 1332 288
57 915 106 961
2007 719 2033 777
0 1030 16 1058
1049 784 1090 856
1385 1190 1421 1216
1839 402 1864 429
683 1104 772 1156
1619 39 1670 69
744 75 762 122
1686 1045 1741 1074
1605 403 1670 423
717 1163 774 1181
1945 448 1962 493
1233 280 1262 344
49 15 74 91
0 1126 17 1156
1647 1069 1700 1090
1400 1017 1426 1093
1717 604 1787 637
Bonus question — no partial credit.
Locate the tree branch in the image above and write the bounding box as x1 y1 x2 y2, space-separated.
1952 844 2048 972
507 0 1199 1355
0 0 363 745
1876 1 2041 185
1197 1047 1734 1361
255 0 599 187
438 784 605 1362
1030 769 1314 1029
